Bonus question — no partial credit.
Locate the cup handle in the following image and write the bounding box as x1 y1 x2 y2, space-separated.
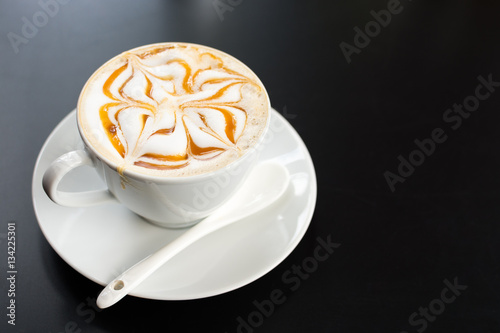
42 150 117 207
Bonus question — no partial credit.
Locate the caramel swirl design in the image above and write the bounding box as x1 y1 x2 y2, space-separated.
97 45 264 172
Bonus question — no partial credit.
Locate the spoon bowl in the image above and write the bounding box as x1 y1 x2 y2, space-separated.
97 162 289 309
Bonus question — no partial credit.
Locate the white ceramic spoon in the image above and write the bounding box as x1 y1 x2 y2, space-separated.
96 162 290 309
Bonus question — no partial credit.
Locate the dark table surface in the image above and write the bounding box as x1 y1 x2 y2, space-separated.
2 0 500 332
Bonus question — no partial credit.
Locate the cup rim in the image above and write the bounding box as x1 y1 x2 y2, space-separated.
76 42 271 184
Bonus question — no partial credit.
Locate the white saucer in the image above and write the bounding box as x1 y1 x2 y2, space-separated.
32 108 317 300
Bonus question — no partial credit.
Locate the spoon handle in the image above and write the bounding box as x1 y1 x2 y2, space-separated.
96 211 255 308
96 220 218 309
96 162 289 309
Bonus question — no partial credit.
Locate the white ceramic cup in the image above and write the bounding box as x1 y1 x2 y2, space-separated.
42 44 271 228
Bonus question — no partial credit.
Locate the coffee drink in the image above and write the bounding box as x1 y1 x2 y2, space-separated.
78 42 269 177
44 42 272 227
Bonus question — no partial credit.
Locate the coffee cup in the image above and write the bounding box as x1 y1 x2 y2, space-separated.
42 42 270 228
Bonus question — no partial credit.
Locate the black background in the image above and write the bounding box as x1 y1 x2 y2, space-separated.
2 0 500 332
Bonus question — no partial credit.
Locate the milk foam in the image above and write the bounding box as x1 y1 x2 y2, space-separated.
78 43 269 177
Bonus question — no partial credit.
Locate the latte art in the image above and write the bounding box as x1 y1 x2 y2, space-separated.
78 43 269 176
